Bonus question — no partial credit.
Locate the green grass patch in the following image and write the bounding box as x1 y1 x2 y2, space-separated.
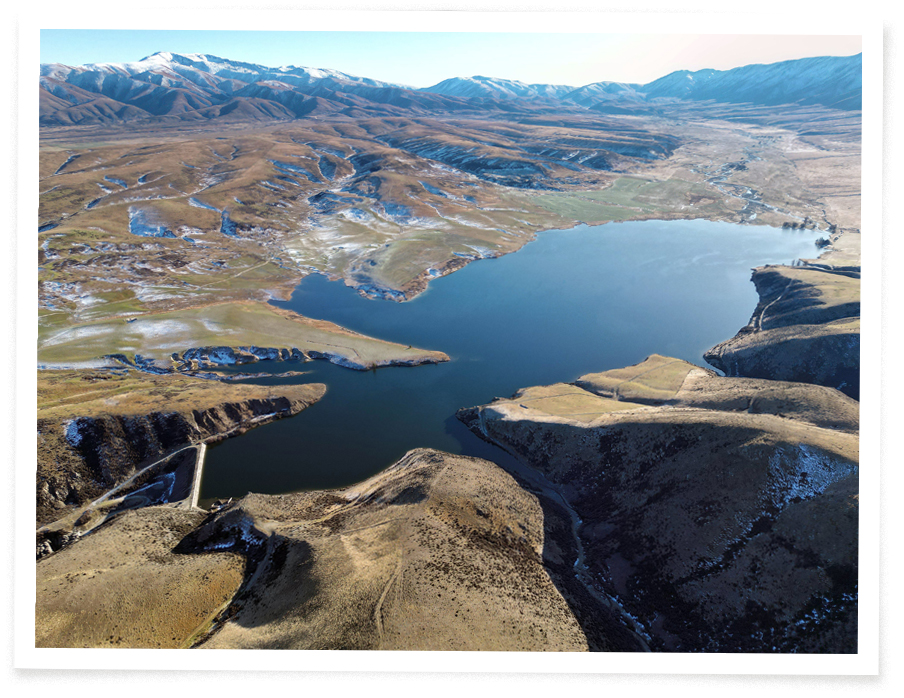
531 196 644 222
530 177 732 224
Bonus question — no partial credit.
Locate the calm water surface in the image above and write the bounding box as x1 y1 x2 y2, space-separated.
199 219 820 500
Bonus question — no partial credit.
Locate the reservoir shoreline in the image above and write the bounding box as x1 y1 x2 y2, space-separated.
199 218 828 501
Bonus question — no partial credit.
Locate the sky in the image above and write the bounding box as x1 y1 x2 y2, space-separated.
39 30 862 88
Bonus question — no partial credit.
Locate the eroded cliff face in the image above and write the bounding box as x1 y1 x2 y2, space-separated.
36 372 326 526
704 253 860 399
458 356 859 652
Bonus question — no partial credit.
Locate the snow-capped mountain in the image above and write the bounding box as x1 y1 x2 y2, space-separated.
641 54 862 110
561 81 644 107
641 69 720 99
41 51 404 92
39 51 863 127
422 76 576 101
39 51 478 125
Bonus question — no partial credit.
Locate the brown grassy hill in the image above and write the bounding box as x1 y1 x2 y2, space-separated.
36 506 246 648
458 355 859 652
36 448 652 651
187 449 606 651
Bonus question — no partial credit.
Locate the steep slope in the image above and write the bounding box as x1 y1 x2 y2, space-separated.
459 355 859 653
36 370 326 525
704 234 861 399
36 449 651 651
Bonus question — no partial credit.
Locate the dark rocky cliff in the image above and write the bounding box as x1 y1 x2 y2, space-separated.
704 263 860 399
37 386 325 526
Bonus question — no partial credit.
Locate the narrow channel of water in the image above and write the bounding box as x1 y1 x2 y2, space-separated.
199 219 821 500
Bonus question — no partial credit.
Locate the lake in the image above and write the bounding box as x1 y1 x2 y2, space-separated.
199 219 821 500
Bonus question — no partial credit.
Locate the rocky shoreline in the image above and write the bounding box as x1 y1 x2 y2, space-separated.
704 229 861 398
36 373 326 529
102 342 450 377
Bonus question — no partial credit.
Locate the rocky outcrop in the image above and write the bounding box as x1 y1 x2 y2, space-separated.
704 261 860 399
103 346 449 377
37 381 325 526
458 356 859 653
110 343 448 375
175 346 308 368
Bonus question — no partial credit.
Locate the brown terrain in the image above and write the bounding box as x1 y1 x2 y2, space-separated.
458 355 859 652
36 449 644 650
35 53 862 652
36 506 246 649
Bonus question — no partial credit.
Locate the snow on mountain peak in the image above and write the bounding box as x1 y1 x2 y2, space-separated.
141 51 173 63
422 75 575 100
38 50 863 128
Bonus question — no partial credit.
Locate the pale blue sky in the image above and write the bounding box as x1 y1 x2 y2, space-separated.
40 30 862 87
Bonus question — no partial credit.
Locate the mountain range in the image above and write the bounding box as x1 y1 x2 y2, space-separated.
39 51 862 127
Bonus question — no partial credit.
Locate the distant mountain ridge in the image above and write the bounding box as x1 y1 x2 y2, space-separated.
39 51 862 127
423 75 577 101
641 53 862 110
40 51 479 125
